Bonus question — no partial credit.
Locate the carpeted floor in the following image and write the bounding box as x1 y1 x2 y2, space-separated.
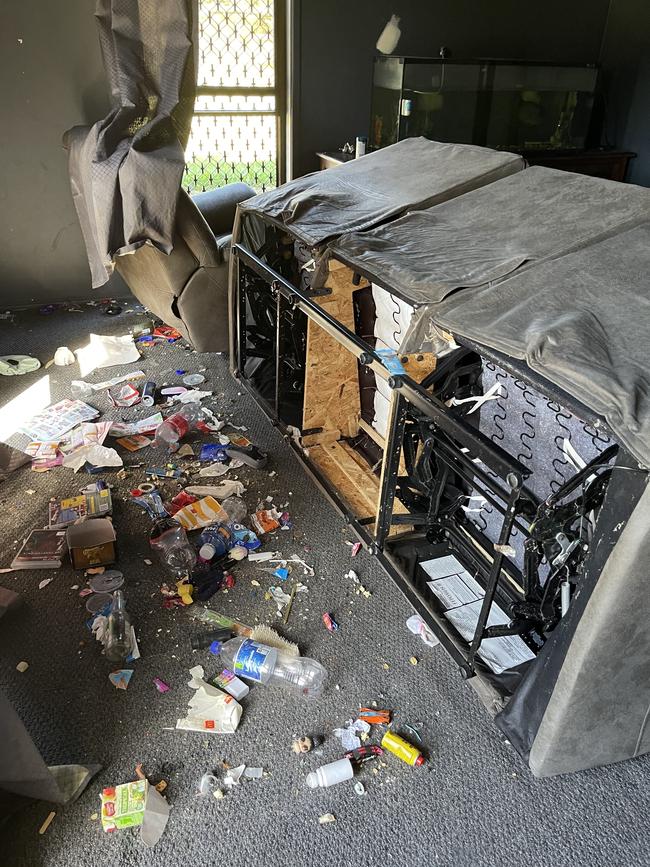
0 305 649 867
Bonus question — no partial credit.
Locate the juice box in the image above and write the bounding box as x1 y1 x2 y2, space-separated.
100 780 148 832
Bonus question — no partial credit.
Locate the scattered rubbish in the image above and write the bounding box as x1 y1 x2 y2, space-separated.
150 519 196 578
104 304 122 316
214 636 327 697
38 578 54 590
190 628 233 650
16 660 29 673
176 666 243 733
381 730 425 766
20 399 98 441
105 591 133 663
403 722 424 745
76 333 140 375
199 523 234 560
67 519 116 570
116 435 152 452
334 719 371 751
197 773 219 796
141 381 156 407
344 745 384 765
224 765 245 787
155 781 168 794
221 496 248 524
358 708 391 725
306 757 353 789
406 614 440 648
134 763 146 781
154 403 204 452
225 442 268 469
322 612 338 633
38 811 56 835
409 656 419 666
274 566 290 582
249 551 275 562
213 789 224 800
153 678 170 694
100 780 170 847
173 496 229 531
133 491 168 521
54 346 75 366
109 413 163 438
318 813 336 825
244 767 264 780
49 485 112 528
211 669 249 700
351 541 362 557
109 670 133 690
86 594 111 616
183 373 205 386
346 569 372 598
193 609 300 656
175 443 195 459
10 528 67 570
0 354 41 376
292 736 315 754
251 509 281 535
89 570 123 593
354 782 366 796
109 383 140 407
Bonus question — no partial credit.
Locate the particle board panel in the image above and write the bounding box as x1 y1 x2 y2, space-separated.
308 440 378 518
302 261 367 439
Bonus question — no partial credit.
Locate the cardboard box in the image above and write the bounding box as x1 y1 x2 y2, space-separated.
66 518 116 570
101 780 147 832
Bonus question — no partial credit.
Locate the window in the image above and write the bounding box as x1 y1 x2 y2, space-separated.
183 0 285 195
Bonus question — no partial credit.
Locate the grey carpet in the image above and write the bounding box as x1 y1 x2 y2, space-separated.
0 304 648 867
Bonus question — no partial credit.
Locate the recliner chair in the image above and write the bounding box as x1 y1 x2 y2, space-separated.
115 182 255 352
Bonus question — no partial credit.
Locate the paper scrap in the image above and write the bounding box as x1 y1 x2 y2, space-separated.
333 718 371 751
20 399 99 441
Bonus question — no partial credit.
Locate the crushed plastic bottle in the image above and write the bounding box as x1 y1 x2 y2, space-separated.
150 518 197 578
154 403 203 452
212 636 327 698
199 523 235 561
221 496 247 524
105 590 132 663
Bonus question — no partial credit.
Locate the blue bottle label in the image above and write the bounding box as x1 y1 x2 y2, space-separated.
234 639 271 682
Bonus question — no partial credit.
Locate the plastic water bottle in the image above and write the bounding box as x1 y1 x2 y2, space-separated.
213 637 327 698
154 403 203 451
150 518 197 578
105 591 132 663
199 523 235 560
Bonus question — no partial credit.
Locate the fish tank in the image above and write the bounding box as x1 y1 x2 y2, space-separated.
370 57 598 153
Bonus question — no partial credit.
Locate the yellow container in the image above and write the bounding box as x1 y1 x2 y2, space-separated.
381 730 425 766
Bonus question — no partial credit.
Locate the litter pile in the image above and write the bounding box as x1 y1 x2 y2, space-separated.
1 312 436 847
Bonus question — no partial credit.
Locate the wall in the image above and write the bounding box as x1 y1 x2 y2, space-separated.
599 0 650 186
292 0 611 178
0 0 127 306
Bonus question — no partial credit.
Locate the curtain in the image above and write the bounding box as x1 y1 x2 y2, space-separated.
65 0 196 288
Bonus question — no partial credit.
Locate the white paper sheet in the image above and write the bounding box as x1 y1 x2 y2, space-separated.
422 554 535 674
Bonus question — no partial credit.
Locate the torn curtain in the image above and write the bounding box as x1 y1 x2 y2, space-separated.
64 0 195 288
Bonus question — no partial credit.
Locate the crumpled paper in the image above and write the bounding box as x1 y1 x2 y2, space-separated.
333 718 371 751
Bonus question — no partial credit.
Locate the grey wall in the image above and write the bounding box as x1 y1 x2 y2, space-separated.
0 0 127 306
292 0 612 177
599 0 650 186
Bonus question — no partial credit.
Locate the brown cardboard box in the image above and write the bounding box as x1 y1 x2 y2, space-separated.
66 518 117 570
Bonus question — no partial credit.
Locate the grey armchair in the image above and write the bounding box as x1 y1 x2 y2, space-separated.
115 182 255 352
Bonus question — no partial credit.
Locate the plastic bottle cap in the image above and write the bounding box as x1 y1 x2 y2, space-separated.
209 641 223 656
415 755 425 766
199 543 216 560
305 772 318 789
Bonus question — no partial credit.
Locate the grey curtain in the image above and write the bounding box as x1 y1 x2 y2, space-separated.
65 0 196 288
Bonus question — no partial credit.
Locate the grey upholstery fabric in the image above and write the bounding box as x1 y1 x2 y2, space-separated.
434 225 650 468
193 183 256 237
331 167 650 307
115 184 254 353
528 480 650 776
239 137 524 247
65 0 195 287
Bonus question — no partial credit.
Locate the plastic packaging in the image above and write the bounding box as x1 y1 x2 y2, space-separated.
150 518 197 578
213 636 327 698
221 496 247 524
199 523 235 561
154 403 203 451
105 591 132 663
381 730 425 766
306 757 353 789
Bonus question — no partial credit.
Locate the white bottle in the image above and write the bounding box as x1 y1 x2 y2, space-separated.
306 758 354 789
215 636 327 698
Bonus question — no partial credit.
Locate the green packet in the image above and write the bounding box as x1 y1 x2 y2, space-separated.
101 780 148 832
